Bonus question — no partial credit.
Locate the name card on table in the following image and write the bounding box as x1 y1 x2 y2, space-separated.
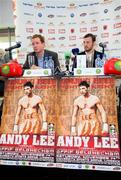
77 55 86 68
23 69 52 77
74 68 104 76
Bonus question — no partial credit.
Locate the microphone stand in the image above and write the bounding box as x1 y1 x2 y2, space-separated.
8 49 13 60
102 47 105 54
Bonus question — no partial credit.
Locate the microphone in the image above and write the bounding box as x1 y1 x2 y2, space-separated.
99 42 106 48
64 51 71 60
5 42 21 51
72 48 79 55
71 48 80 70
64 51 71 71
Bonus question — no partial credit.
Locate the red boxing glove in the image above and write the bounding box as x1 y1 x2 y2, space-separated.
1 59 23 77
104 58 121 75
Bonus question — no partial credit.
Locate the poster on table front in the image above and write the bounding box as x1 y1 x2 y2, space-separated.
0 77 57 163
0 76 120 168
56 76 120 166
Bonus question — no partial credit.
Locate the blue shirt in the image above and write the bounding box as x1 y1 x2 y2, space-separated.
37 54 44 68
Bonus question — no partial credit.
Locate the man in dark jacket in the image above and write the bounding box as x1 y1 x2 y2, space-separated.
73 33 104 68
23 34 60 72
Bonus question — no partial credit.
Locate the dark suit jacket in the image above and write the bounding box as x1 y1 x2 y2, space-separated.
73 50 104 69
23 49 60 70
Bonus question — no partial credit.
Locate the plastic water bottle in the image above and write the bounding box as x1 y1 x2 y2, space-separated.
44 56 48 68
48 56 54 74
102 53 107 65
95 54 104 68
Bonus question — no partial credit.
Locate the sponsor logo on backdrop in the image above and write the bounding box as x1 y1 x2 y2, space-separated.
69 36 76 40
46 5 55 9
58 29 66 34
48 37 56 41
39 29 43 33
114 22 121 29
26 20 33 25
80 28 87 33
56 6 66 9
80 13 87 17
59 44 67 48
104 9 108 13
115 15 121 20
56 15 66 18
58 37 66 40
67 3 77 9
58 22 65 26
69 44 77 47
48 22 55 26
70 13 75 18
89 12 99 15
100 0 112 5
113 32 121 36
114 6 121 11
80 21 87 25
49 44 55 48
48 14 54 18
101 33 109 38
26 28 34 33
68 22 77 25
38 12 42 17
79 36 84 40
36 22 45 25
103 25 108 30
91 20 98 24
34 3 45 9
24 12 34 16
70 28 75 33
48 29 55 34
90 26 98 32
90 2 99 6
23 2 33 7
101 18 110 21
113 39 121 44
79 4 88 7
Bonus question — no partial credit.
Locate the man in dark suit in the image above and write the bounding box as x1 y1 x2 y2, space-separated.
73 33 104 68
23 34 60 72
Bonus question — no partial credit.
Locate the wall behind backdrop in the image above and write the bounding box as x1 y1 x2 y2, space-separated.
13 0 121 66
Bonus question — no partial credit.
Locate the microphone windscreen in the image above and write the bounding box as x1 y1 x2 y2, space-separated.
72 48 79 55
64 51 71 60
99 42 106 48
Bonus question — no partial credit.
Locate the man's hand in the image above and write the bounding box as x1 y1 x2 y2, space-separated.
31 65 41 69
13 124 19 134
